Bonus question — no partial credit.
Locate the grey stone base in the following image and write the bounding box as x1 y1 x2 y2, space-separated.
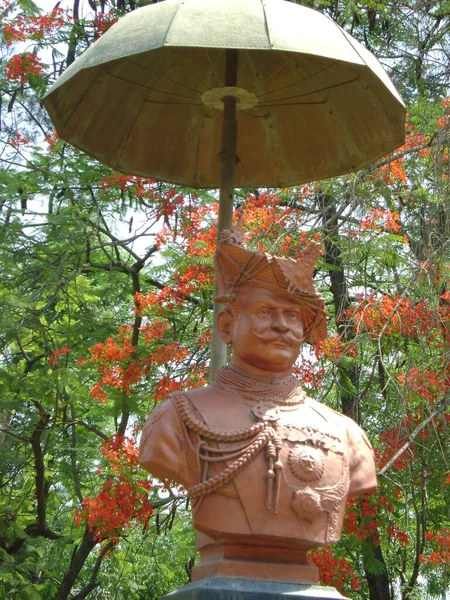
160 577 346 599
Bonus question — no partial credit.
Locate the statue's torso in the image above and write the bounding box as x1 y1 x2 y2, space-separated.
185 386 352 546
140 376 376 548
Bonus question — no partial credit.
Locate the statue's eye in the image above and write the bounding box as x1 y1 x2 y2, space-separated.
257 307 271 318
286 312 300 322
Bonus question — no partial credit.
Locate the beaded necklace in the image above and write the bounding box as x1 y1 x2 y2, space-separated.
214 365 306 407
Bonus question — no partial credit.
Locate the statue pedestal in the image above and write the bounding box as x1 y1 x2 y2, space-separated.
160 577 347 599
192 533 319 584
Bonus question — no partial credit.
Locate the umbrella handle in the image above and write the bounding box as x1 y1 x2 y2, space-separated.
210 49 238 381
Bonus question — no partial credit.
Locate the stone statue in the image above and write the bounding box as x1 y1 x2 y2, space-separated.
139 230 377 584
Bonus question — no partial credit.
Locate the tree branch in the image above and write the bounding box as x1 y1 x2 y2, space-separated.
378 391 450 477
71 541 115 600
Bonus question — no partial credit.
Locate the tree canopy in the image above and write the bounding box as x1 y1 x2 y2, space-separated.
1 0 450 598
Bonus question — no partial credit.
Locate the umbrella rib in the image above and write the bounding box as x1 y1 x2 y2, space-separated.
249 60 291 94
125 57 205 96
106 72 200 102
260 0 273 51
257 101 326 108
331 19 367 68
162 48 212 91
54 62 123 136
257 77 359 105
192 115 203 189
204 50 223 88
144 100 203 106
162 0 182 48
240 110 270 119
114 98 148 172
255 60 338 99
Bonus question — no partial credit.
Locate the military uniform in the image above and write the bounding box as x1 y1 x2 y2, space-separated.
139 380 376 547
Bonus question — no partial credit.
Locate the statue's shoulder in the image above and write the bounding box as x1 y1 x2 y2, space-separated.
308 397 367 439
183 384 215 401
305 395 348 423
183 384 234 413
305 396 372 448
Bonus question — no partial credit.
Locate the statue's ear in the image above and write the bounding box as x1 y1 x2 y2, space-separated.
217 308 235 345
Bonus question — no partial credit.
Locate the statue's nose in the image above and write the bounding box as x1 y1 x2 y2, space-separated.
271 310 289 332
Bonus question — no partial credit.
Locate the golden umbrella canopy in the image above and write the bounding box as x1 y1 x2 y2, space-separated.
42 0 405 189
42 0 405 376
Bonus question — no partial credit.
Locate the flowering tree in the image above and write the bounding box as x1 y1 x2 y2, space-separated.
1 0 450 598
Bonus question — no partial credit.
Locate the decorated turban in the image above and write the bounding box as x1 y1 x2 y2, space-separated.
214 229 327 344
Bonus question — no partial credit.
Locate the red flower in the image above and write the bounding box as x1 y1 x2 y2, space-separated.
5 52 45 84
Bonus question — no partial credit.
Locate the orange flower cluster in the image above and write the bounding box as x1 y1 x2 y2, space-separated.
437 98 450 129
299 230 321 243
244 191 284 232
197 328 212 349
149 342 189 366
153 369 208 402
82 324 194 403
85 337 138 401
173 264 213 296
177 202 216 242
94 11 119 39
377 157 407 185
292 359 324 389
281 234 292 254
134 268 213 315
45 129 60 152
100 173 156 198
186 225 217 258
9 132 30 148
375 116 431 184
360 208 402 234
397 367 449 403
100 174 191 222
420 551 450 566
153 376 182 401
155 188 186 219
49 345 71 366
3 8 67 45
134 291 159 316
74 435 152 543
420 529 450 566
402 117 429 157
387 524 410 547
349 295 441 340
5 52 45 84
314 335 357 361
308 546 360 592
89 337 135 364
344 493 385 545
376 404 450 471
375 414 420 471
100 432 139 467
140 320 171 343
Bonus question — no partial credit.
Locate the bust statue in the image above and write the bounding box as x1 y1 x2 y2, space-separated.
139 231 376 584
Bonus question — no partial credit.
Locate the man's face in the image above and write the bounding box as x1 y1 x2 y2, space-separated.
225 287 305 377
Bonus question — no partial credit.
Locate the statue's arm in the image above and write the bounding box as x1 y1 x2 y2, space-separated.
347 419 377 496
139 397 200 490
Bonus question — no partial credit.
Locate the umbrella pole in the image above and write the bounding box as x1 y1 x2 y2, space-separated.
209 49 238 381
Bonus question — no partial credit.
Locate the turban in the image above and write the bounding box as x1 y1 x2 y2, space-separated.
214 230 327 343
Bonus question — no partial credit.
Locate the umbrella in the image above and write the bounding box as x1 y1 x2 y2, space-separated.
42 0 405 376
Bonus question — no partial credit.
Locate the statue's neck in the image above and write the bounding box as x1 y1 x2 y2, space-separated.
214 365 304 405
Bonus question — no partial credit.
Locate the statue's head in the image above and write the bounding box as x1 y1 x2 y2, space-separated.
214 229 327 377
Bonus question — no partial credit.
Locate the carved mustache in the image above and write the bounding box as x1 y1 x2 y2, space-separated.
253 332 304 344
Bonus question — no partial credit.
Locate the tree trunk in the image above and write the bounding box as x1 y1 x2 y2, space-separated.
53 528 97 600
320 192 392 600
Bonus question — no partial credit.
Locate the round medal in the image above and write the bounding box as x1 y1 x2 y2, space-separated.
288 445 324 482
